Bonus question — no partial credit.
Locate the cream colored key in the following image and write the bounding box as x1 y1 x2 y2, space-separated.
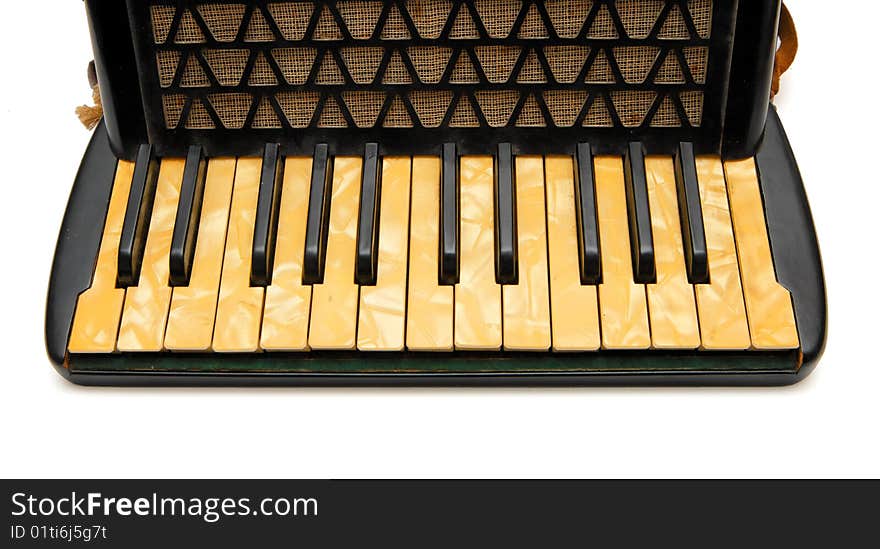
358 157 412 351
644 156 701 349
308 157 362 350
502 156 551 351
165 158 236 351
68 161 135 353
594 156 651 349
455 156 502 350
694 156 750 350
406 157 454 351
213 158 264 352
543 156 600 351
260 157 314 351
117 159 185 352
725 158 799 349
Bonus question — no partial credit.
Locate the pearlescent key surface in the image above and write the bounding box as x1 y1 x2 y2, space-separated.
165 158 235 351
544 156 600 351
725 158 799 350
644 156 700 349
694 156 751 350
68 161 135 353
308 157 362 350
260 157 314 351
406 157 454 351
213 158 264 352
502 156 550 351
594 156 651 350
358 157 412 351
455 156 502 350
117 159 184 352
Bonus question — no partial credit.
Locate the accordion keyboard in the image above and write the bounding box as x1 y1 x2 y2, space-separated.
67 143 798 355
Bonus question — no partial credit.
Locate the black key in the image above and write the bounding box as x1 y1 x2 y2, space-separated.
356 143 381 285
169 145 207 286
494 142 518 284
439 143 459 285
250 143 285 287
674 142 709 284
623 142 656 283
302 144 333 285
117 143 159 287
574 143 602 284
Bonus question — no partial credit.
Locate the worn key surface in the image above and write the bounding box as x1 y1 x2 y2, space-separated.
213 158 264 352
644 156 700 349
694 157 750 350
308 157 363 350
544 156 601 351
502 156 550 351
594 156 651 349
261 157 314 351
165 158 235 351
455 156 502 350
68 161 135 353
116 159 184 352
407 157 454 351
725 158 799 350
358 157 412 351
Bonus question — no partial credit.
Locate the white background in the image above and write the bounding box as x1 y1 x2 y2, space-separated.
0 2 877 478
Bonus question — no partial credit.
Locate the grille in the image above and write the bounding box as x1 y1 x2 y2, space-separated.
147 0 713 132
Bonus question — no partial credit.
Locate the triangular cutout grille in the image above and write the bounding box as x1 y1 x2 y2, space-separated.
185 99 216 129
151 5 176 44
474 46 521 83
654 51 685 83
382 51 413 84
244 8 275 41
407 0 453 39
203 49 249 86
449 52 480 83
518 4 549 39
381 5 412 40
582 96 613 127
610 90 657 127
272 48 318 85
267 2 314 40
342 91 386 127
517 50 547 83
544 46 589 83
449 4 479 39
613 46 660 84
248 52 278 86
408 47 452 84
197 4 245 42
383 96 414 127
162 94 186 128
680 90 703 126
474 0 522 38
651 96 681 127
475 90 518 127
276 91 319 127
156 51 181 88
688 0 713 38
313 6 343 40
615 0 663 38
315 52 345 84
545 0 590 38
208 92 252 129
251 97 283 128
337 1 383 39
449 96 480 127
658 5 689 39
317 96 348 127
587 5 617 38
584 50 613 83
517 94 546 127
175 10 205 44
543 90 587 127
684 46 708 83
410 91 453 127
339 47 384 84
180 54 210 87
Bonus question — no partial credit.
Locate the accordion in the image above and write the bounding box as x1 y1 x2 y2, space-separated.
46 0 826 385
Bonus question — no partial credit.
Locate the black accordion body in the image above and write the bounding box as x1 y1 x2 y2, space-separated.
46 0 826 385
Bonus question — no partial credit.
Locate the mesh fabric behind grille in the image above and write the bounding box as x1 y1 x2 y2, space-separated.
149 0 712 132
